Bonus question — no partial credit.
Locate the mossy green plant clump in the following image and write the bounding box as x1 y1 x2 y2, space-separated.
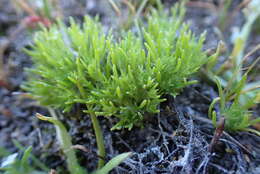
23 4 210 130
209 75 260 133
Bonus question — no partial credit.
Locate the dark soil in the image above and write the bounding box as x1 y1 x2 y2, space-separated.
0 0 259 174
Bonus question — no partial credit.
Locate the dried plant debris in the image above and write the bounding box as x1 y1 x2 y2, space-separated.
109 104 259 174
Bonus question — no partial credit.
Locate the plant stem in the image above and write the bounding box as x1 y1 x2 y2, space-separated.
89 111 106 168
208 97 220 119
244 128 260 136
44 110 86 174
77 80 106 168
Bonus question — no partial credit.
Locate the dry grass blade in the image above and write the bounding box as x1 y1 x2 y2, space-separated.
242 44 260 63
108 0 121 16
192 115 255 156
122 0 136 15
13 0 37 16
186 1 217 12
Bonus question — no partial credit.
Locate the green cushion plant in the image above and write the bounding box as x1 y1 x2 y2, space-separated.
23 2 212 168
208 73 260 133
205 0 260 134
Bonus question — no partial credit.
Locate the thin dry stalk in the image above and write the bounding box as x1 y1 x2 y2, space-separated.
122 0 136 15
186 1 217 12
108 0 121 16
52 0 64 19
13 0 37 16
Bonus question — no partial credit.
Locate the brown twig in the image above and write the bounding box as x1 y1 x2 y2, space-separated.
122 0 136 15
13 0 37 16
193 115 254 156
186 1 217 13
71 145 90 153
71 144 106 161
108 0 122 16
222 0 252 31
242 44 260 63
222 131 253 156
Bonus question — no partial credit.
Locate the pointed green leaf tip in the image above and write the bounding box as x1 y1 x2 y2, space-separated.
24 3 211 130
36 113 85 174
94 152 132 174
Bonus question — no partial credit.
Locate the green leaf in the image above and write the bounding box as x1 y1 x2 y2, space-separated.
212 111 217 128
214 76 225 111
36 113 86 174
208 97 220 119
94 152 132 174
21 146 33 170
